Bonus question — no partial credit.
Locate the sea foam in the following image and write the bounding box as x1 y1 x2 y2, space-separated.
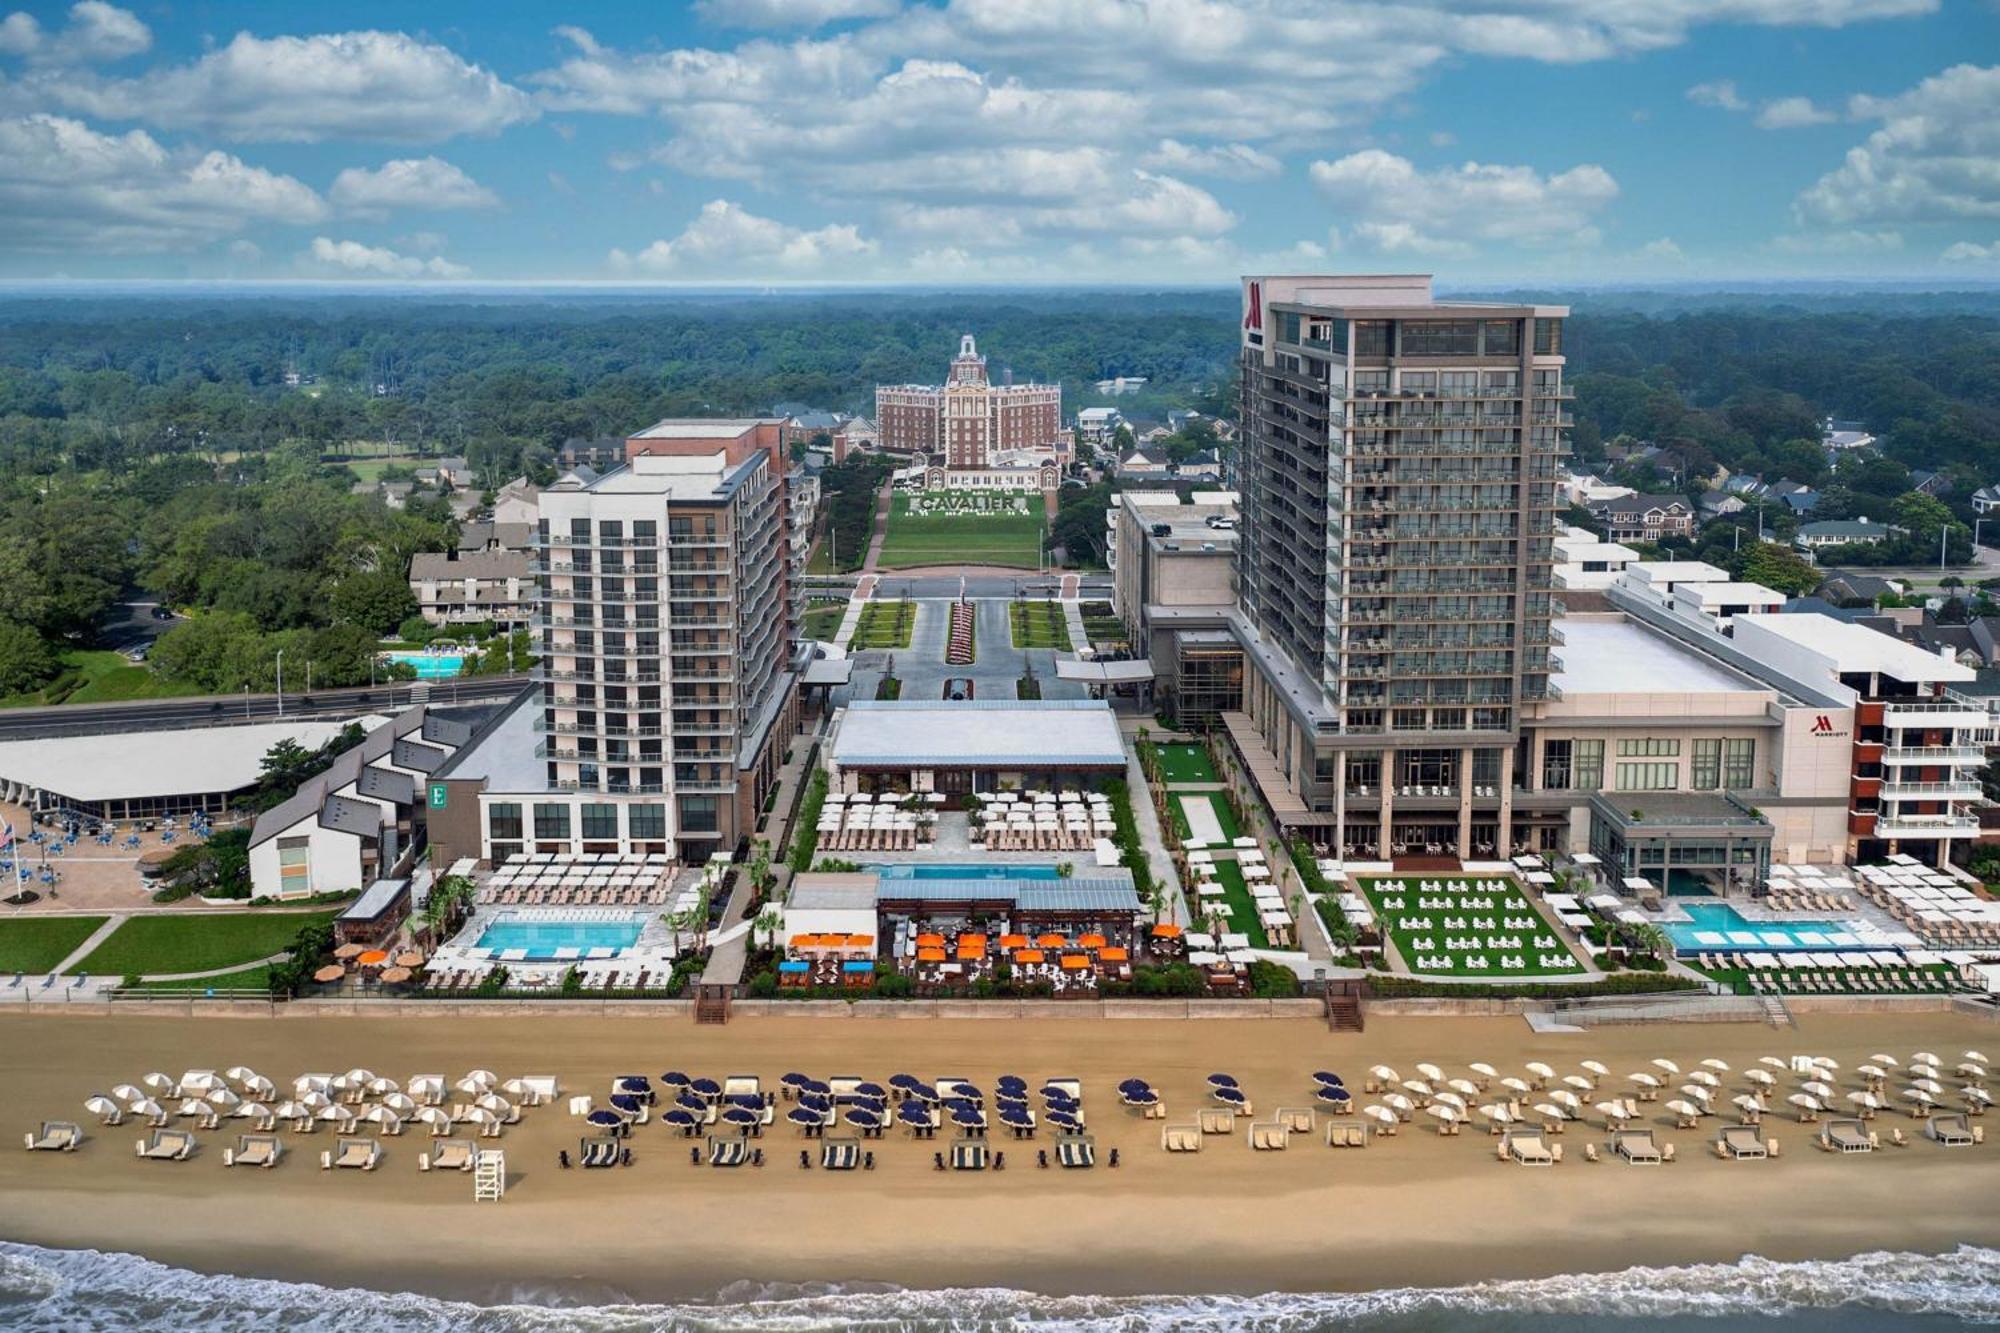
0 1240 1996 1330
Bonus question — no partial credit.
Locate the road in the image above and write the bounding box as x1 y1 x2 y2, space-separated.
0 674 532 740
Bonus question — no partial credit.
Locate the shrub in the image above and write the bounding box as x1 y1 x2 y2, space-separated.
1248 960 1301 998
1363 973 1699 1000
790 770 829 872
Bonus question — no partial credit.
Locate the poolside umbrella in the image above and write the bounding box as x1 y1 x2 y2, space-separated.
1788 1093 1823 1114
845 1108 882 1130
1699 1058 1731 1073
1208 1073 1240 1089
855 1081 888 1099
1846 1091 1881 1112
722 1106 759 1128
897 1102 932 1129
1651 1059 1681 1076
1416 1062 1444 1082
1368 1065 1399 1086
1469 1062 1499 1082
141 1072 176 1096
1361 1105 1397 1126
585 1110 624 1131
1312 1071 1344 1088
1500 1076 1532 1096
662 1109 699 1132
82 1095 122 1124
690 1078 722 1098
1315 1086 1352 1107
660 1071 691 1090
1211 1085 1248 1106
787 1107 824 1130
1581 1060 1610 1078
1526 1062 1556 1084
1745 1069 1776 1088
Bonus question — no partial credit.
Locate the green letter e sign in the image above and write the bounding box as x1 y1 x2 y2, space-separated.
428 783 447 810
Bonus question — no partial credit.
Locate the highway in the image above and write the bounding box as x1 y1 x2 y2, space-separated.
0 674 533 740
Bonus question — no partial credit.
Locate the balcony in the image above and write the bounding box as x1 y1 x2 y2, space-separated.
1883 744 1987 765
1878 779 1986 801
1871 812 1983 838
1882 700 1992 730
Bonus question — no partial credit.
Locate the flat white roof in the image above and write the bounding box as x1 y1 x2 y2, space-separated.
0 717 385 802
832 701 1125 768
1552 619 1758 695
1734 614 1976 684
1676 581 1788 607
630 418 768 440
583 452 736 498
1624 560 1728 585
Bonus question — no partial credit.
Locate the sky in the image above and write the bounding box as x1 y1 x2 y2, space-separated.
0 0 1996 285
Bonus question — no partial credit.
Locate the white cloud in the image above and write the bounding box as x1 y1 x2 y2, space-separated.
694 0 901 25
1309 150 1617 252
0 2 150 64
1769 229 1905 253
1687 79 1748 110
227 238 261 261
330 157 499 215
305 235 470 278
396 230 447 253
1754 95 1835 128
1637 237 1687 261
1940 239 1999 262
1795 64 2000 225
1029 170 1236 236
26 29 537 142
1138 138 1280 180
0 113 324 252
609 199 877 275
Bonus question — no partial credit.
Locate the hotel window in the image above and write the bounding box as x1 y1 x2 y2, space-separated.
1573 739 1604 790
628 803 667 840
1533 318 1563 356
1617 738 1681 757
1723 739 1755 790
1354 321 1391 357
1616 762 1678 791
1480 321 1520 357
487 802 523 841
1691 739 1721 791
679 795 720 833
580 803 619 840
1400 320 1479 357
532 803 571 840
277 837 310 894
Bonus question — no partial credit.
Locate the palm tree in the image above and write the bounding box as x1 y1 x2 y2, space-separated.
752 907 783 953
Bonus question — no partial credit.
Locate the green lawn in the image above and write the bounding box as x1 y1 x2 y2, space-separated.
877 492 1044 570
851 600 915 649
1356 876 1585 978
1081 615 1126 647
800 602 847 641
0 916 109 973
71 911 337 978
1009 600 1071 650
1192 860 1269 949
338 455 424 483
1157 743 1218 784
0 650 207 709
1169 791 1241 844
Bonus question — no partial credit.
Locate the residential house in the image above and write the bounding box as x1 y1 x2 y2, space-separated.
1796 517 1904 552
1815 573 1904 606
414 457 472 491
1910 469 1949 498
1589 492 1697 543
1076 407 1124 445
833 415 878 460
1698 489 1746 520
491 477 541 525
1117 447 1171 478
558 436 625 471
455 521 534 555
1564 471 1635 507
1971 485 2000 515
1177 448 1224 482
1822 419 1876 452
408 549 535 628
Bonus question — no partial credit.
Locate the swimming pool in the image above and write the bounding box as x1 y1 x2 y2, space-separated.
1664 902 1869 954
474 913 646 959
381 650 470 679
874 863 1062 881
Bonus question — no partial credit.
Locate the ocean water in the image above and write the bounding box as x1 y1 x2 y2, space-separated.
1 1241 1997 1331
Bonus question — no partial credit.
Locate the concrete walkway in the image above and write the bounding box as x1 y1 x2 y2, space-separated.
50 915 123 974
1060 598 1089 653
1119 731 1186 926
858 479 894 573
832 576 876 651
141 952 286 983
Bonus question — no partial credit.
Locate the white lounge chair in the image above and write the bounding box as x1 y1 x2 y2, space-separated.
24 1121 80 1152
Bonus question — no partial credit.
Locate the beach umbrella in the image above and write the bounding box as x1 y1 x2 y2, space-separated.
1956 1062 1987 1080
1665 1099 1701 1122
359 1106 403 1133
1581 1060 1610 1078
205 1087 241 1111
1361 1105 1397 1126
1912 1078 1944 1095
1966 1050 1991 1066
1038 1084 1070 1101
1679 1085 1712 1106
722 1106 759 1127
949 1104 985 1128
140 1072 176 1096
1911 1064 1942 1082
585 1110 623 1131
1500 1077 1532 1095
1477 1104 1514 1124
1902 1088 1936 1108
1315 1086 1352 1106
478 1095 517 1120
1595 1101 1631 1125
996 1076 1028 1095
317 1103 356 1126
1447 1078 1481 1099
1688 1071 1721 1089
1401 1079 1434 1098
111 1083 146 1106
854 1081 888 1099
244 1075 275 1099
690 1078 722 1098
663 1109 699 1131
1732 1094 1766 1116
1525 1062 1556 1084
383 1092 417 1115
1868 1054 1899 1069
82 1095 123 1124
1469 1062 1499 1082
786 1107 824 1129
1802 1081 1836 1100
1846 1091 1881 1112
1118 1078 1152 1098
272 1099 309 1122
454 1075 488 1097
783 1073 814 1092
1532 1102 1568 1123
366 1077 400 1098
1627 1072 1660 1090
1758 1056 1789 1071
1745 1069 1776 1088
1651 1059 1681 1076
1433 1091 1466 1111
897 1102 931 1128
234 1102 272 1123
1046 1109 1081 1130
463 1069 497 1089
224 1066 259 1086
1423 1104 1459 1129
907 1083 937 1103
1381 1092 1413 1115
799 1094 833 1115
1416 1062 1444 1083
616 1076 651 1095
1368 1065 1399 1086
660 1071 691 1090
1811 1057 1840 1073
674 1094 707 1115
1913 1051 1941 1067
1856 1064 1887 1083
1549 1089 1581 1112
845 1108 883 1130
1966 1088 1993 1107
1561 1074 1594 1092
1788 1093 1822 1114
1208 1073 1240 1089
414 1107 452 1135
407 1075 445 1103
1699 1058 1731 1073
343 1068 377 1088
128 1097 166 1124
300 1091 332 1113
727 1094 763 1110
1000 1107 1033 1127
1312 1071 1344 1088
1212 1085 1248 1107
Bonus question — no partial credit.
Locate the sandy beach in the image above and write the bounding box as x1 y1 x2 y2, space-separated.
2 1008 1998 1305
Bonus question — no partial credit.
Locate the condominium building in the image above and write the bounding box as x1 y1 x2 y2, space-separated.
527 419 802 854
876 334 1063 468
408 549 535 628
1230 274 1569 858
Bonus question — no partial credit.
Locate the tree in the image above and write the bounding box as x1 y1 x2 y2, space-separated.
752 907 783 952
1047 480 1112 565
0 621 58 695
1734 542 1820 597
258 739 317 792
1892 491 1956 541
329 570 417 637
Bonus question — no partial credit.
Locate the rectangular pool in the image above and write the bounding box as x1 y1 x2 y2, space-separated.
1665 902 1867 954
874 863 1062 881
382 650 470 679
474 914 646 959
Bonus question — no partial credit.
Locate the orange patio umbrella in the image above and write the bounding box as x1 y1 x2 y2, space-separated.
1013 949 1046 964
845 934 875 949
957 933 986 948
915 933 946 948
312 964 346 983
999 934 1029 950
1099 946 1129 962
917 946 947 963
1077 933 1108 949
957 939 987 960
1060 955 1090 971
1150 923 1183 938
378 966 412 984
357 950 390 967
1036 933 1066 948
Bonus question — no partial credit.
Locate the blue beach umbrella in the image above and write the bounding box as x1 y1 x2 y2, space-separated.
659 1071 691 1090
1207 1073 1239 1089
675 1094 706 1114
690 1077 722 1098
1123 1088 1159 1107
617 1076 651 1094
1045 1109 1080 1130
908 1083 938 1103
787 1107 824 1129
663 1109 697 1128
721 1106 758 1127
855 1081 887 1098
1312 1071 1344 1088
1117 1078 1152 1097
950 1104 983 1127
1038 1084 1068 1101
889 1074 922 1093
728 1093 763 1109
609 1094 642 1114
782 1072 812 1090
845 1108 882 1129
996 1075 1027 1095
799 1094 833 1114
800 1079 831 1097
1315 1086 1353 1106
999 1107 1033 1127
584 1110 623 1130
1212 1085 1247 1105
897 1101 932 1127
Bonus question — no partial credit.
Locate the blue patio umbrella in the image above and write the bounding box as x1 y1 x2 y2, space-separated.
1043 1092 1078 1110
1207 1073 1239 1089
855 1081 887 1098
663 1109 698 1128
721 1106 759 1127
950 1105 983 1127
786 1107 824 1128
728 1093 763 1109
897 1101 932 1126
1039 1084 1068 1101
659 1071 691 1089
799 1094 833 1113
800 1079 831 1097
845 1108 882 1129
782 1072 812 1090
609 1094 642 1114
617 1076 651 1094
942 1098 975 1117
584 1110 623 1129
908 1083 938 1102
995 1093 1028 1112
1045 1109 1080 1130
952 1085 984 1103
999 1107 1033 1127
889 1073 922 1092
1123 1089 1160 1107
675 1094 706 1113
1212 1085 1247 1105
1312 1071 1344 1087
690 1077 722 1097
996 1075 1027 1095
1315 1086 1353 1106
1117 1078 1152 1097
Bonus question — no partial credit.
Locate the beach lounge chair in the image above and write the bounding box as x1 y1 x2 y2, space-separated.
579 1138 620 1168
1247 1122 1289 1151
135 1129 195 1160
1817 1119 1872 1154
420 1139 476 1172
1926 1113 1976 1147
321 1136 381 1170
1502 1129 1552 1166
1196 1107 1235 1135
1276 1106 1315 1134
1612 1129 1662 1164
224 1134 282 1168
950 1140 989 1170
821 1136 861 1170
1054 1133 1095 1168
707 1136 750 1167
24 1121 80 1152
1161 1124 1202 1152
1323 1122 1368 1148
1716 1126 1767 1160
